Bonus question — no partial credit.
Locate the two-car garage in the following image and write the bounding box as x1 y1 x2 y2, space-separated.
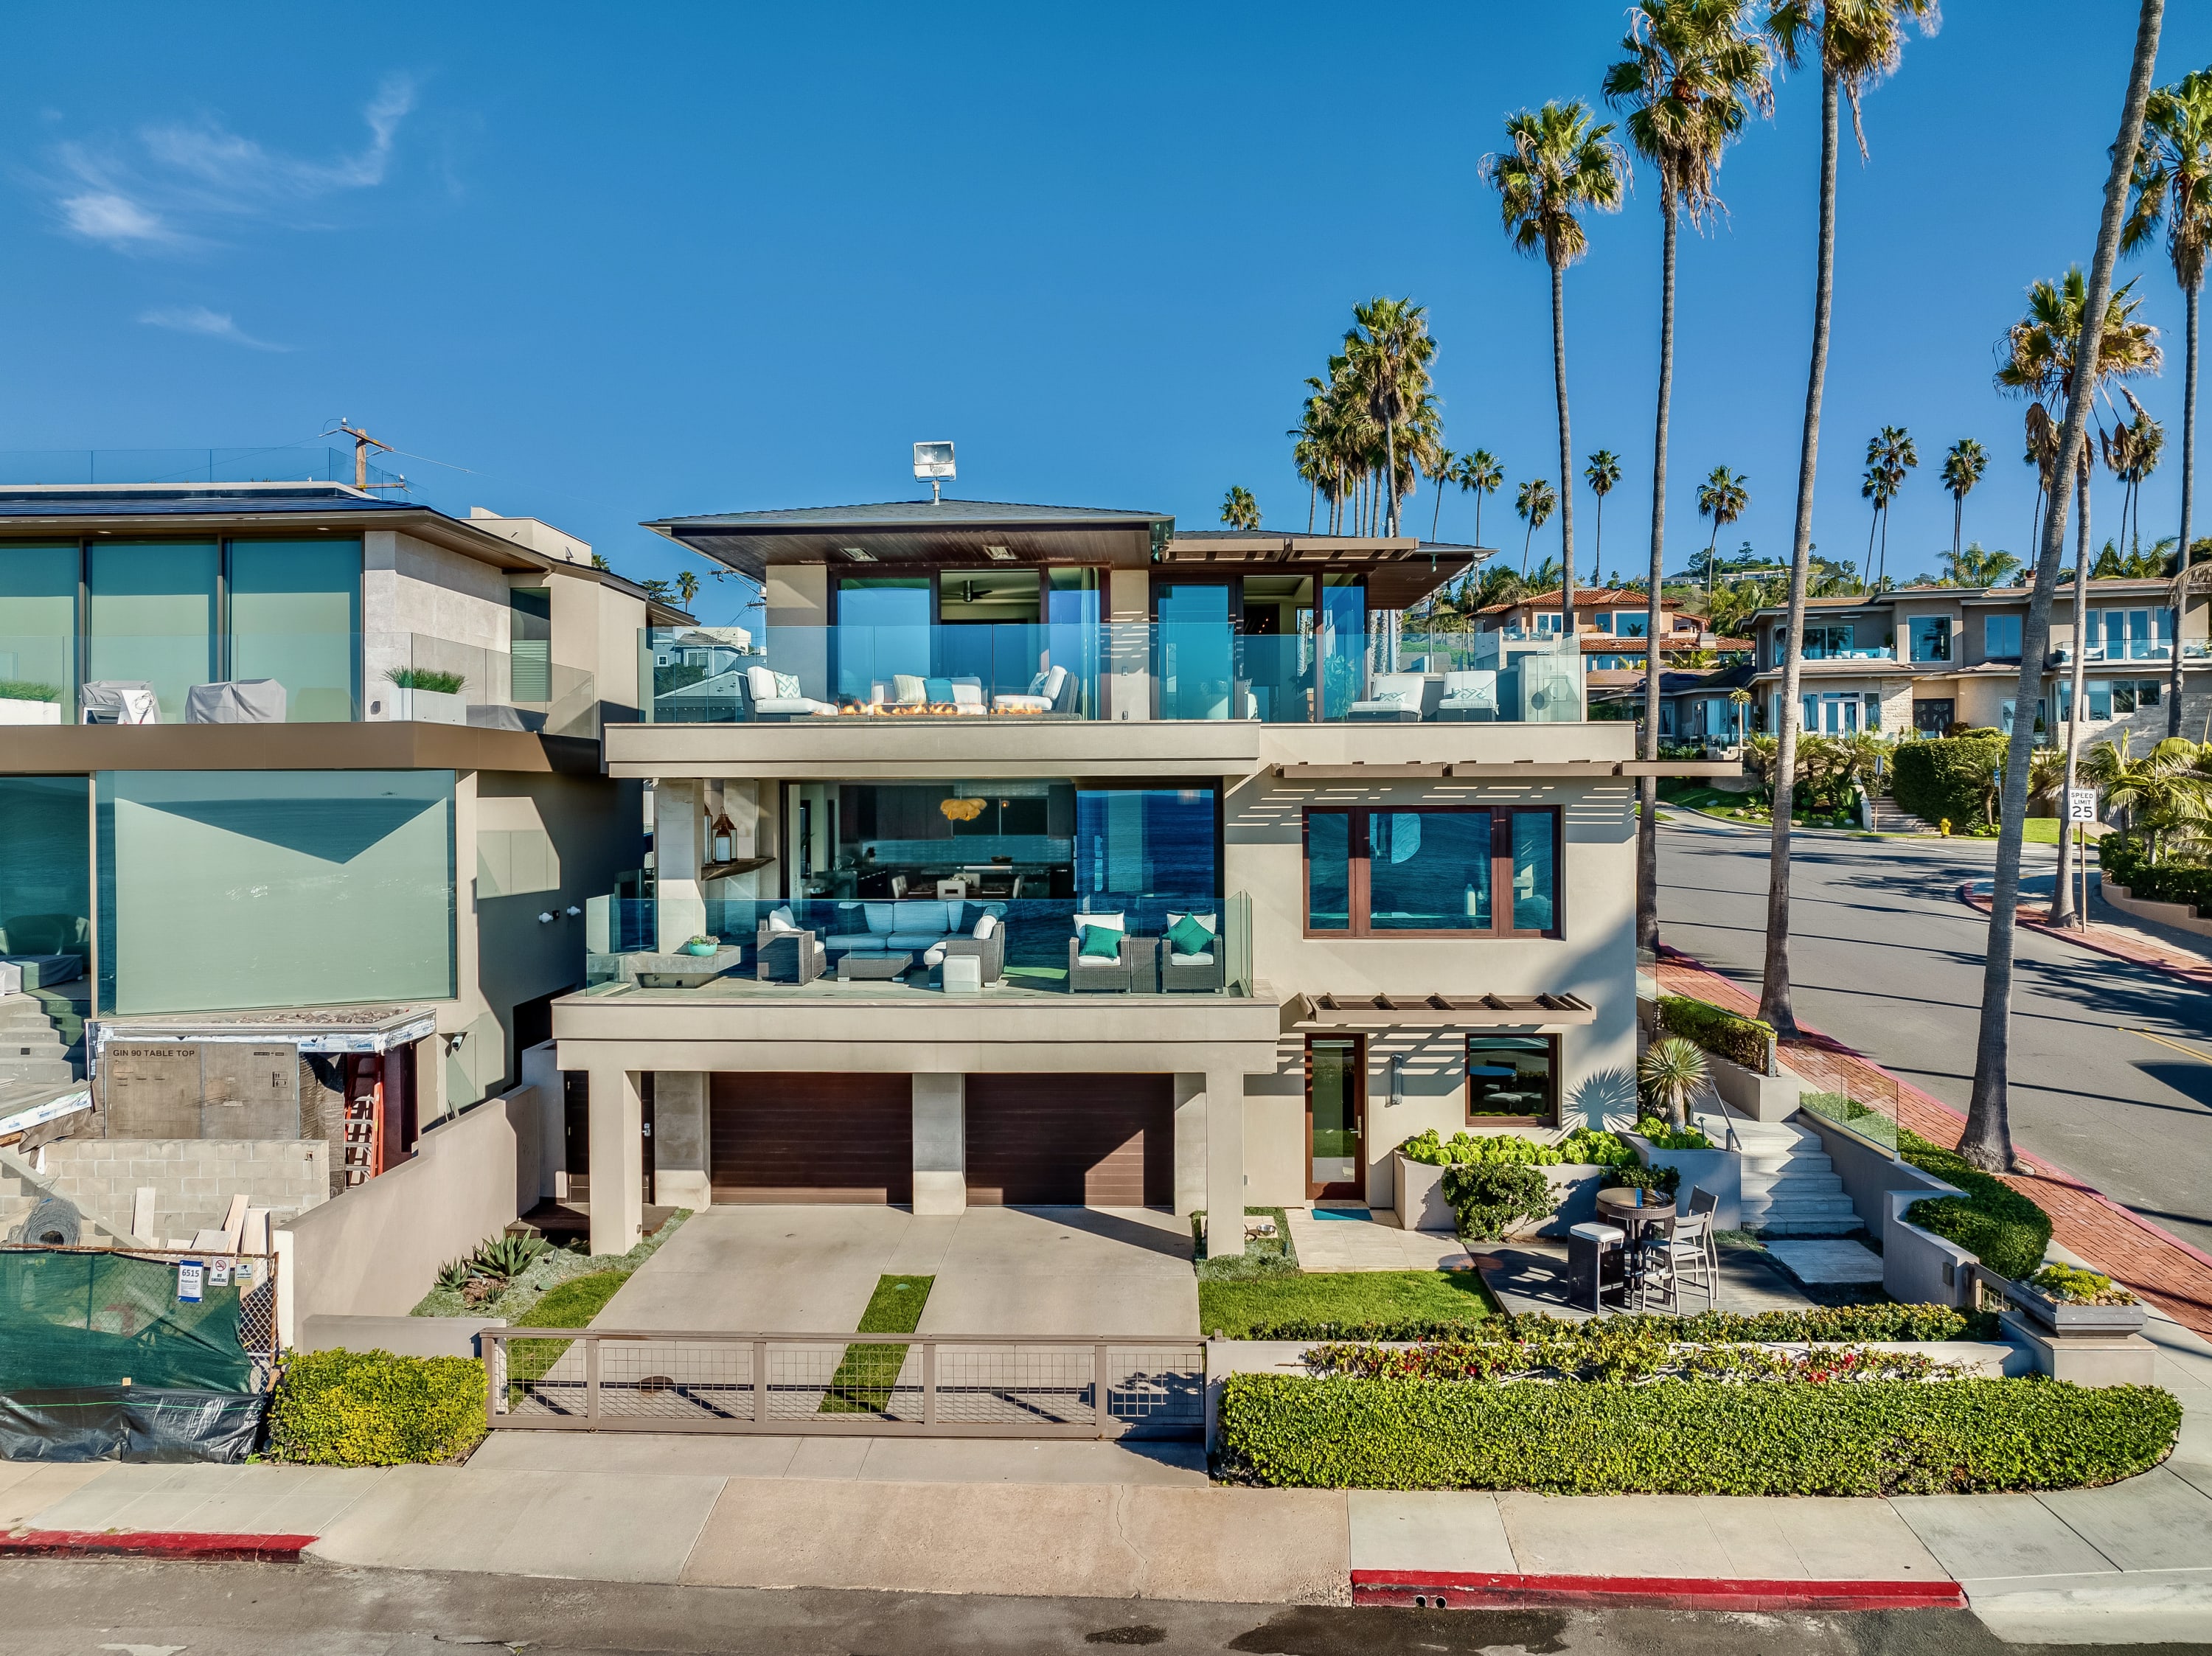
707 1073 1175 1208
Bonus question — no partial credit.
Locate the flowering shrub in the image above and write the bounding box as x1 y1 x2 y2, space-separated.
1302 1329 1957 1388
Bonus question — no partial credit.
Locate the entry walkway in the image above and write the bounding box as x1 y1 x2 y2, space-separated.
596 1205 1198 1337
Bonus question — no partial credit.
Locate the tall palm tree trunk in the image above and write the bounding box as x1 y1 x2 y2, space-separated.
1954 493 1964 562
1962 0 2163 1172
1759 67 1843 1040
1308 476 1318 535
2173 279 2198 736
1431 483 1445 542
1551 257 1578 639
1592 494 1605 591
1638 183 1678 959
2051 464 2093 927
1385 419 1400 537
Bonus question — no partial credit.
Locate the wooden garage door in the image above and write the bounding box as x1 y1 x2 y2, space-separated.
964 1074 1174 1207
709 1073 911 1203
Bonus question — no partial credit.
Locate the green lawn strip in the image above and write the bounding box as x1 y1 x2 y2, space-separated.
1200 1268 1498 1340
504 1269 633 1388
2023 817 2060 844
1192 1206 1298 1280
820 1274 934 1415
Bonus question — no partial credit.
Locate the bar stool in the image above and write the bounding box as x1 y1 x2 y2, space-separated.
1568 1222 1627 1313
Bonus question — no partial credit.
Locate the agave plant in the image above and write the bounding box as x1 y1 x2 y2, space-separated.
471 1233 551 1282
1638 1035 1710 1132
434 1257 473 1293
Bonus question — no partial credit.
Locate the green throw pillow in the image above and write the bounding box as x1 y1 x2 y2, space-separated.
1079 924 1122 961
1165 913 1214 956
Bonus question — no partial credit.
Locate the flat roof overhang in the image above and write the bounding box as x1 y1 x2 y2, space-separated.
604 717 1262 780
90 1003 438 1055
1285 992 1596 1031
0 723 601 775
649 511 1168 581
552 985 1284 1074
1269 759 1742 780
1161 533 1486 608
0 503 554 574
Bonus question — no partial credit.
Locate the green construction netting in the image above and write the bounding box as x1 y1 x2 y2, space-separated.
0 1250 248 1392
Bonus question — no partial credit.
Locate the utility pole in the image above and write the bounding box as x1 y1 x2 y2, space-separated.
332 420 394 490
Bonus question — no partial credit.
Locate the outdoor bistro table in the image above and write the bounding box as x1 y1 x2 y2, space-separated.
1596 1188 1677 1309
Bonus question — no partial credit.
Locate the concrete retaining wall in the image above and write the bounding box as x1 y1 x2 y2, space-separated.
2102 878 2212 939
276 1085 546 1339
38 1138 326 1243
1796 1111 1955 1242
1708 1052 1804 1123
1883 1209 1978 1309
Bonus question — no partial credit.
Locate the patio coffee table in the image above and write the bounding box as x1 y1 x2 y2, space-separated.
836 950 914 983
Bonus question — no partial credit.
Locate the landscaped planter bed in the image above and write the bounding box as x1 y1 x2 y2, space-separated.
1392 1150 1605 1239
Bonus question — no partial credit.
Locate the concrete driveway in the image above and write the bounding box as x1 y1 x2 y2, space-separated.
594 1206 1197 1337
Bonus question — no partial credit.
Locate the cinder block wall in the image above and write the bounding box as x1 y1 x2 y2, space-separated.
39 1139 327 1244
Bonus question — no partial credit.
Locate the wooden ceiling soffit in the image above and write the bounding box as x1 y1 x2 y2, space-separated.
1286 992 1597 1030
1272 760 1740 782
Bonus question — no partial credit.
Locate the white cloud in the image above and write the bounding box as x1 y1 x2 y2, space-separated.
47 74 418 253
139 305 288 351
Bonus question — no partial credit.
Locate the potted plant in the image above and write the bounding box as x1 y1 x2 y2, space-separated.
2008 1263 2146 1335
375 666 469 725
681 935 720 957
0 680 62 725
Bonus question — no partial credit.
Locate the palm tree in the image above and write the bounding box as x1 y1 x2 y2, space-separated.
1220 486 1261 530
1962 0 2166 1175
1941 437 1989 561
2125 67 2212 736
1947 542 2020 588
1758 0 1938 1040
1426 447 1460 540
1605 1 1775 961
1456 449 1505 548
1483 100 1629 644
675 568 700 610
1696 466 1750 605
1583 449 1622 588
1514 478 1557 574
1638 1036 1710 1131
1860 425 1918 588
1343 297 1436 537
2101 392 2164 558
1995 267 2162 927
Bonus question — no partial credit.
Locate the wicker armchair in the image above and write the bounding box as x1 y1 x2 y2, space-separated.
755 922 826 984
929 924 1006 985
1067 933 1147 992
1155 933 1224 992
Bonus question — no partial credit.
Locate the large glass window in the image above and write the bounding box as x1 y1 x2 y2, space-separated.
230 539 362 722
1467 1034 1557 1121
1074 787 1216 906
1908 615 1953 663
97 770 455 1015
88 542 218 723
1983 613 2023 661
0 776 91 976
509 587 552 702
1804 624 1854 659
2092 608 2173 661
1304 807 1559 937
0 545 80 721
1155 580 1237 720
833 575 931 700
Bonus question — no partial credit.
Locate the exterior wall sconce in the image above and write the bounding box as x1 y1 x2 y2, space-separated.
1388 1054 1405 1107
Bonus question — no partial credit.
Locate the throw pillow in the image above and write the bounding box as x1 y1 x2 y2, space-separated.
973 911 999 940
1079 924 1123 961
1165 912 1214 956
924 676 954 704
773 671 804 701
766 905 799 933
891 673 926 704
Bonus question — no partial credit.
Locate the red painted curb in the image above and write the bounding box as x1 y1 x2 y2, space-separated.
0 1530 314 1562
1351 1569 1966 1612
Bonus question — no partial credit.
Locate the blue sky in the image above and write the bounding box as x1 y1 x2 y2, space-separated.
5 2 2209 623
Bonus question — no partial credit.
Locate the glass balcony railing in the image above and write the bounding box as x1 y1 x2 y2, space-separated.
584 891 1255 997
638 625 1584 726
0 630 596 736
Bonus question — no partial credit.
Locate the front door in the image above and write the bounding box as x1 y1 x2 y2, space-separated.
1307 1035 1366 1200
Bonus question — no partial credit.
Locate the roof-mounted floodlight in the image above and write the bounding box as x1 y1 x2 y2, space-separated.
982 545 1015 562
840 546 877 563
914 440 956 503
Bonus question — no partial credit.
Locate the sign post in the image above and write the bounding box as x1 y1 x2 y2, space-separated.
2067 788 2098 919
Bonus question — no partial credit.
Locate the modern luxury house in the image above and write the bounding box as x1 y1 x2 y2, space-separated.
1470 587 1747 672
0 479 681 1197
551 500 1729 1255
1742 574 2212 743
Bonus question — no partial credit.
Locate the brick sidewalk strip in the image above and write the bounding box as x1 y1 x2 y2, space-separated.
0 1529 315 1562
1351 1570 1966 1612
1957 881 2212 990
1655 948 2212 1343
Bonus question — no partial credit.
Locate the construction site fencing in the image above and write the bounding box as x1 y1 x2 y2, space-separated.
0 1244 279 1394
484 1329 1206 1439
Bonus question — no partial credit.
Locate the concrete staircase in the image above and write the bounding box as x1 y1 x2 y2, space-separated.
1731 1116 1863 1236
0 992 77 1088
1868 798 1937 835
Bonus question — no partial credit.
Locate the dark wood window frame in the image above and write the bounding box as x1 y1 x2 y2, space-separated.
1464 1031 1562 1127
1305 1031 1367 1201
1301 804 1563 939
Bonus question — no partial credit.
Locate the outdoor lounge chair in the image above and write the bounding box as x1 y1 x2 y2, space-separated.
186 679 287 723
868 674 990 713
1068 911 1146 992
992 664 1073 714
1347 672 1440 722
756 908 827 984
743 664 837 720
923 908 1006 985
1155 909 1223 992
80 681 159 725
1436 669 1500 721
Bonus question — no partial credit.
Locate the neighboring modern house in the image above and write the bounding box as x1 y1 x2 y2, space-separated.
0 479 685 1212
551 498 1721 1256
1472 588 1745 672
1743 576 2211 745
1588 663 1757 748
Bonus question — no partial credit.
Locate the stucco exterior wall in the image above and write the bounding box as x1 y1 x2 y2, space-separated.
364 529 513 654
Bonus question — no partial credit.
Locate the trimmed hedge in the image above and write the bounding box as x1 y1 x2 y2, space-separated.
1891 734 2006 829
1216 1373 2179 1495
267 1347 487 1466
1656 994 1775 1075
1233 1304 1989 1345
2100 833 2212 916
1899 1129 2053 1281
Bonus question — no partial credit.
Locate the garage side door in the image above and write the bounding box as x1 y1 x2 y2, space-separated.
709 1073 912 1203
964 1074 1174 1207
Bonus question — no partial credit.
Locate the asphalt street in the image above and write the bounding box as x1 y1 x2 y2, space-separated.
0 1560 2191 1656
1658 816 2212 1257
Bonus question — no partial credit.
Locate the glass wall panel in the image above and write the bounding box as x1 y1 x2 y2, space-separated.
834 576 931 700
88 541 218 723
229 539 362 722
1155 580 1237 720
1306 811 1351 931
1367 810 1491 930
1511 810 1557 932
1073 787 1217 904
97 770 455 1015
0 545 80 721
1318 575 1366 718
509 587 552 701
1045 567 1102 717
0 776 91 975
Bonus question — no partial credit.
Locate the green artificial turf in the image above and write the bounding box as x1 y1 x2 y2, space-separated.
823 1274 936 1413
1199 1268 1498 1339
504 1270 632 1385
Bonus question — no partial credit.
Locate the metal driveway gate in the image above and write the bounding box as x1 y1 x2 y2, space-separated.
485 1329 1204 1439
